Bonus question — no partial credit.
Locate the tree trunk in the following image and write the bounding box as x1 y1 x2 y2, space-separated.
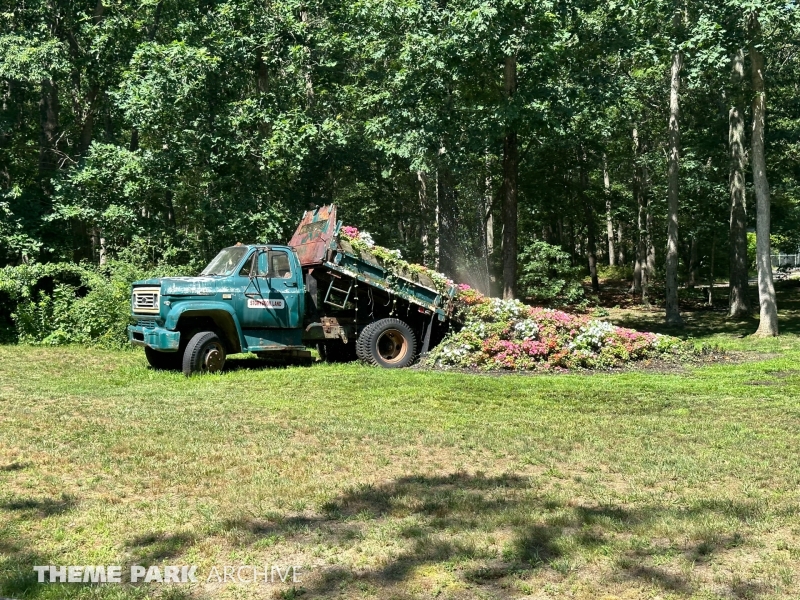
256 52 269 94
417 170 430 267
631 127 646 300
78 86 99 156
300 8 314 106
728 49 750 318
586 212 599 292
635 203 647 299
434 168 441 271
436 160 459 278
165 189 175 227
639 136 656 285
707 236 716 306
99 235 107 265
484 158 496 296
640 213 650 303
646 203 656 282
603 153 615 266
617 221 626 266
502 55 518 299
91 227 107 264
581 147 599 292
749 15 778 336
688 235 698 288
38 78 60 190
665 49 683 324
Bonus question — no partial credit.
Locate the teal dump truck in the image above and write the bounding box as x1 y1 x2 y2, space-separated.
128 205 459 374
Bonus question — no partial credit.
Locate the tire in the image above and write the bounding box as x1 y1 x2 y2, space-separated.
361 318 417 368
355 323 375 362
356 320 385 362
144 346 180 370
182 331 227 376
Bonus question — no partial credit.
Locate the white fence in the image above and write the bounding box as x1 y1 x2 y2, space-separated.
771 254 800 268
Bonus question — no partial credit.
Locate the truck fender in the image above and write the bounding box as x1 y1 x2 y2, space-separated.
165 302 245 354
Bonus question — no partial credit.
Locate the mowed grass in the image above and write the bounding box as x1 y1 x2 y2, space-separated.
2 288 800 599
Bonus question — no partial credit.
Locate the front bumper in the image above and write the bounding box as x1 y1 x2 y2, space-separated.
128 324 180 351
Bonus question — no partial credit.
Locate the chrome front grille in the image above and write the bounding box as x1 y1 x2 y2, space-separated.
132 287 160 314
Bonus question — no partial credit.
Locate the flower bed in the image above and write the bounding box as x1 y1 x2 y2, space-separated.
428 291 690 371
339 226 690 371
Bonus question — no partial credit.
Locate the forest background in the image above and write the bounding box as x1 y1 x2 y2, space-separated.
1 0 798 344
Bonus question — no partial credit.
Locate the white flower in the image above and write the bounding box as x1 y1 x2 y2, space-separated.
569 320 615 352
359 232 375 248
513 319 539 340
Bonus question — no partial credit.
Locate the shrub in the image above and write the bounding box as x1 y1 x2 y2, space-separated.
0 260 184 348
518 241 584 305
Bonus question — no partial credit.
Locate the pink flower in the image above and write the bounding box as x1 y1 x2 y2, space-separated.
521 340 548 357
341 225 359 238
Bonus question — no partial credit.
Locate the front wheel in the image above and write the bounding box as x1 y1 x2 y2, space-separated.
360 318 417 368
182 331 226 376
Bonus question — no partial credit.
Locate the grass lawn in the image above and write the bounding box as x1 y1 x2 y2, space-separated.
2 286 800 599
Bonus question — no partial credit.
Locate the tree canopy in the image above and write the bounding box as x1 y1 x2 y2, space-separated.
1 0 798 312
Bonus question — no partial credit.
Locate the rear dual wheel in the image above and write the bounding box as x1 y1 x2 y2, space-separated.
357 318 417 368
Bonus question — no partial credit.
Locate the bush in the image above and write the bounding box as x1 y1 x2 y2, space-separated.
0 260 185 348
517 241 584 305
597 264 633 280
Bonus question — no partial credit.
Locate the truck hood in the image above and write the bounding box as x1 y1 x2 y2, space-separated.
132 277 218 296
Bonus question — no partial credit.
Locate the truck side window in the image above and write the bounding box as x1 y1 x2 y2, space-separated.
238 252 255 277
269 251 292 278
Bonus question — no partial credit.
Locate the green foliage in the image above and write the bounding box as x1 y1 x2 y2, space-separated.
597 265 633 280
747 232 757 270
0 261 184 348
517 241 585 305
0 0 798 315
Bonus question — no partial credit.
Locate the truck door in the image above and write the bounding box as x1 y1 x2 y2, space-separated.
238 249 303 329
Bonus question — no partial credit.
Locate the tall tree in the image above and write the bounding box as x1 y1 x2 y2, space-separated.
728 48 749 318
580 146 600 292
502 54 518 299
603 153 615 266
748 10 778 336
665 29 683 325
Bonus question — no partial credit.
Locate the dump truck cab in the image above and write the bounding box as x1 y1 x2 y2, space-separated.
128 244 308 373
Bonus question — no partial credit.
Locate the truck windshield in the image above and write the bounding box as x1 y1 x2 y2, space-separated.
200 247 249 276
